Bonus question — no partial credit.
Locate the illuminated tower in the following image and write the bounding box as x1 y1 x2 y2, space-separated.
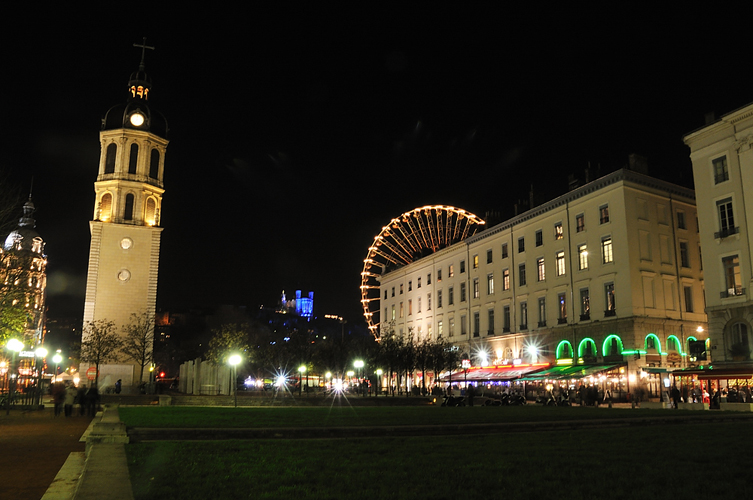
82 40 168 386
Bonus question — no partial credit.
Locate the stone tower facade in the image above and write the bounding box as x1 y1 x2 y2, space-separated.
82 42 168 387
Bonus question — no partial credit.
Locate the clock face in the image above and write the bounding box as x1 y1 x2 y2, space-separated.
120 237 133 250
118 269 131 282
130 112 145 127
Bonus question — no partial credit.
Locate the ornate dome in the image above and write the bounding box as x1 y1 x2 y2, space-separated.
3 198 45 254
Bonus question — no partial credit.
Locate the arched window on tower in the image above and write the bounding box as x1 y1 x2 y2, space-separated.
100 193 112 221
124 193 135 221
149 149 160 179
105 143 117 174
145 198 157 226
129 143 139 174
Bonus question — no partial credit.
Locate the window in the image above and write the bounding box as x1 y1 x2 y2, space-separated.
599 205 609 224
677 211 686 230
556 251 566 276
105 143 117 174
418 277 422 288
449 317 455 337
408 300 413 315
723 255 742 296
418 297 422 313
535 230 543 247
427 274 431 285
605 283 615 315
576 214 585 232
487 273 494 295
578 244 588 270
519 264 527 286
437 321 443 338
124 193 134 220
558 292 567 323
149 149 160 178
461 315 467 335
408 281 412 291
400 284 404 294
473 255 479 269
448 286 454 305
473 312 480 337
427 294 431 310
580 288 590 320
518 237 525 253
554 222 563 240
437 290 443 308
391 287 395 297
503 306 511 333
473 278 479 299
537 257 545 281
460 260 466 273
128 143 139 174
460 282 467 302
680 242 690 268
731 323 748 346
602 237 613 264
520 302 528 330
699 245 703 271
538 297 546 327
437 269 442 282
391 304 396 321
399 302 404 318
99 193 112 221
486 309 494 335
502 243 508 259
449 265 454 278
487 249 493 264
713 156 729 184
503 269 510 291
384 290 388 300
717 198 737 238
684 286 693 313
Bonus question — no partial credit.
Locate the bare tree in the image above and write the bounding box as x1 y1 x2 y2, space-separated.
120 311 156 385
78 320 122 387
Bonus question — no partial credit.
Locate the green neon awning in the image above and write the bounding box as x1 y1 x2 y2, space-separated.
520 363 623 381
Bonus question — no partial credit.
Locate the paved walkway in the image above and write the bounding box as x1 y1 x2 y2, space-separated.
0 408 92 500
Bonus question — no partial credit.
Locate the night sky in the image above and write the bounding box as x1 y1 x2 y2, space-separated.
3 5 751 327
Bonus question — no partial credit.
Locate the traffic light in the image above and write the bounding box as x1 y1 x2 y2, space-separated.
689 340 707 361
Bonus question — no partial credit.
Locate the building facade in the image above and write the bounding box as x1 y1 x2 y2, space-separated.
379 168 708 391
81 45 167 387
685 102 753 366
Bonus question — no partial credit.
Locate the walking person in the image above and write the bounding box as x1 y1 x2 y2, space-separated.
51 382 65 417
86 385 100 417
64 383 77 417
77 385 88 416
671 384 681 409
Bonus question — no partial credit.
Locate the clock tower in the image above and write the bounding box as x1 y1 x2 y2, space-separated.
82 40 168 387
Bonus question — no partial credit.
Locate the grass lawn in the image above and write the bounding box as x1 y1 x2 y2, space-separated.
118 404 730 429
127 419 753 500
124 405 753 499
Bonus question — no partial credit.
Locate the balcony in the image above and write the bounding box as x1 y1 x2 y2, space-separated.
580 313 590 321
520 324 528 331
720 287 746 298
604 309 616 317
502 327 510 333
715 227 739 239
558 318 568 325
487 330 495 336
537 321 547 328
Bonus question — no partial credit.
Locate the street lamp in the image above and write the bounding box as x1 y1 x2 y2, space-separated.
462 357 471 394
52 352 63 384
5 339 23 415
376 369 383 397
298 365 306 396
354 360 364 396
228 354 242 407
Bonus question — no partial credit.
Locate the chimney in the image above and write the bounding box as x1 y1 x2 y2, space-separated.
704 112 716 125
627 153 648 175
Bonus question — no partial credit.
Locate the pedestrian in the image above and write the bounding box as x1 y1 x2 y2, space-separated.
86 385 100 416
77 384 88 416
115 379 122 394
64 383 77 417
51 382 65 417
671 384 681 409
466 383 475 407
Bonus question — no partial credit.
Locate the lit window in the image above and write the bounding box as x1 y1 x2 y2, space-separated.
580 288 590 319
537 258 545 281
520 302 528 330
602 237 613 264
556 251 566 276
437 269 442 282
503 269 510 291
723 255 742 296
473 255 479 269
554 223 563 240
558 292 567 322
576 214 585 232
473 278 479 299
599 205 609 224
578 244 588 270
448 265 454 278
487 273 494 295
605 283 615 314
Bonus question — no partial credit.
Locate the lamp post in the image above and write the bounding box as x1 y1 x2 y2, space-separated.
5 339 23 415
376 369 383 397
298 365 306 396
35 346 48 407
462 357 471 394
354 360 364 396
347 371 354 393
228 354 241 408
52 352 62 384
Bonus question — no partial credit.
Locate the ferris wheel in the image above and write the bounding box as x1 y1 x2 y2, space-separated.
360 205 485 338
